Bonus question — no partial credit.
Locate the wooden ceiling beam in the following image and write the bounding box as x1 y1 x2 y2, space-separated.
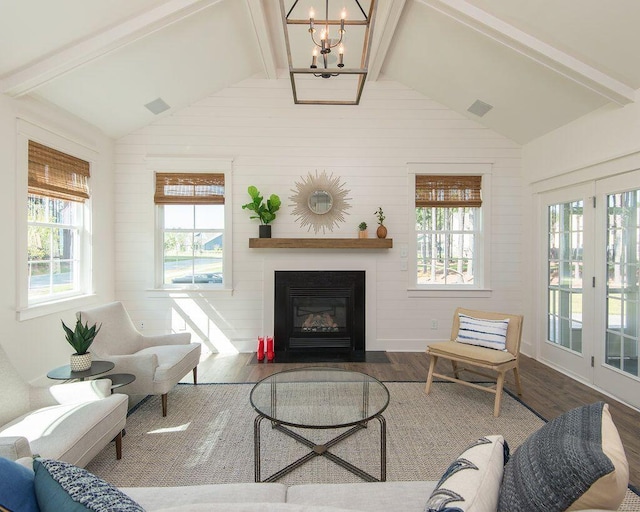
368 0 407 82
245 0 277 80
418 0 636 105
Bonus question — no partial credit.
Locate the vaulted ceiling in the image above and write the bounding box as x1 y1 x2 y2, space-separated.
1 0 638 143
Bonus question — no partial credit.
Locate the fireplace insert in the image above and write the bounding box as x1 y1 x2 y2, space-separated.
274 270 365 361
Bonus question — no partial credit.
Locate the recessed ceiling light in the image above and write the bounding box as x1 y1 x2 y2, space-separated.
467 99 493 117
144 97 170 115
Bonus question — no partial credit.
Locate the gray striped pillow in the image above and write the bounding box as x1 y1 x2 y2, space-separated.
456 313 509 351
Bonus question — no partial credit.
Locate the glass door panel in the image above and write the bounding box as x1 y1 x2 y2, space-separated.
604 190 640 378
547 200 584 353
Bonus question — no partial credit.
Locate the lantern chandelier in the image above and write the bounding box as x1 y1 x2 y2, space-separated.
309 1 347 78
280 0 377 105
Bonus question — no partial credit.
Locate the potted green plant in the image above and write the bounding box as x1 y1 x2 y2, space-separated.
241 185 281 238
375 207 387 239
358 221 368 239
62 315 102 372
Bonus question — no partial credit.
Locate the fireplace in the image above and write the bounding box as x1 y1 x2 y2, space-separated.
274 270 365 361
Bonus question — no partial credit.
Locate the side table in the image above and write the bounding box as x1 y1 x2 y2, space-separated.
47 360 115 382
98 373 136 392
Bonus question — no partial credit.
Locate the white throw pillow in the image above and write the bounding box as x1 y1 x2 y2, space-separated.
425 435 507 512
456 314 509 351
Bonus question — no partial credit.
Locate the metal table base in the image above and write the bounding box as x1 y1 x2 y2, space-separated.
254 414 387 483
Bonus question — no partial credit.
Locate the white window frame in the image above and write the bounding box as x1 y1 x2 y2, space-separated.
407 162 492 298
16 120 97 320
147 157 233 294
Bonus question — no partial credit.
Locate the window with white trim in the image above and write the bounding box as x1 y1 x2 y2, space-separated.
27 141 89 304
155 172 226 287
414 174 484 288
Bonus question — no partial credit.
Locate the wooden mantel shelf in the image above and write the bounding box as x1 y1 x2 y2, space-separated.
249 238 393 249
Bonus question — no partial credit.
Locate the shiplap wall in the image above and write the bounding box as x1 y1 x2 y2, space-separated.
114 75 525 354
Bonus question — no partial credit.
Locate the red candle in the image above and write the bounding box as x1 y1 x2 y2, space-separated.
266 336 274 362
257 336 265 361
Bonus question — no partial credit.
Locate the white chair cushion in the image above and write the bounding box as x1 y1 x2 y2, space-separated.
456 313 509 351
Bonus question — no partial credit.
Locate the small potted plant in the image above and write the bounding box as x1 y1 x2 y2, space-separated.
375 207 387 239
358 221 368 239
62 315 102 372
242 185 281 238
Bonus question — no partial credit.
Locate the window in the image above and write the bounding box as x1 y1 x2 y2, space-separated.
155 172 226 287
27 141 89 304
415 174 483 287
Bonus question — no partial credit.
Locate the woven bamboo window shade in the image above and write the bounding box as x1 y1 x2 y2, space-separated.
28 141 90 202
415 175 482 207
154 173 225 205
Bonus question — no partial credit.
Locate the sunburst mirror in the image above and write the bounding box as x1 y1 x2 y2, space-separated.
290 170 351 234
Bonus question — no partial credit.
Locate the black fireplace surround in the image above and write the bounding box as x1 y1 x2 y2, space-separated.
274 270 365 361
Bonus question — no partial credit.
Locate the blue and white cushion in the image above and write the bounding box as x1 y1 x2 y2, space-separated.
455 314 509 351
33 458 144 512
425 435 508 512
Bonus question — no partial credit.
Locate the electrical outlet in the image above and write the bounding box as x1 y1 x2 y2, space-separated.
139 321 144 330
431 319 438 330
400 260 408 271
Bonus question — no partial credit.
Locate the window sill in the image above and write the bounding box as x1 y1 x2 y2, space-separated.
17 294 98 321
407 288 492 298
146 287 234 298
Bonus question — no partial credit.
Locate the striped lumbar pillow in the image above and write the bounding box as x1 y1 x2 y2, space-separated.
456 313 510 351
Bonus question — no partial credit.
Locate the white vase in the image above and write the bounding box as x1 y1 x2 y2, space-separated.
70 352 92 372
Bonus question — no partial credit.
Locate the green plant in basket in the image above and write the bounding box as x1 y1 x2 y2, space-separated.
61 315 101 355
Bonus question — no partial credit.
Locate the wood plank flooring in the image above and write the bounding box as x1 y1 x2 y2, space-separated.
193 351 640 488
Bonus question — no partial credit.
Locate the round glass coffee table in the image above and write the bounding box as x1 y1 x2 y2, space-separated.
250 367 389 483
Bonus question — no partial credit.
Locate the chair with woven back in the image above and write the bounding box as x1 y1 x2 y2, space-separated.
425 307 524 417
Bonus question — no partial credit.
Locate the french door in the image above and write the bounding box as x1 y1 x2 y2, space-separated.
540 184 595 383
593 172 640 409
540 174 640 410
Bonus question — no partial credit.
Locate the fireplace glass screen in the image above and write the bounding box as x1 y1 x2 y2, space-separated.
293 296 347 334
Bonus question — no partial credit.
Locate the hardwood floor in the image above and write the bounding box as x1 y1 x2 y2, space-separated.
194 351 640 488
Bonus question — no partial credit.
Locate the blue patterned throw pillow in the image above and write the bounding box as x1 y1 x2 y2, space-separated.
425 435 508 512
455 314 509 351
498 402 628 512
33 458 144 512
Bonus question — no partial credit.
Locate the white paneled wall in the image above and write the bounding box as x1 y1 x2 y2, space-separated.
114 76 524 355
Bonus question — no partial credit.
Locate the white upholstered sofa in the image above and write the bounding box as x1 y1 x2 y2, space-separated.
5 401 631 512
0 345 128 467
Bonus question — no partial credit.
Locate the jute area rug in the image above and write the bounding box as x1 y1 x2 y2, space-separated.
86 382 640 510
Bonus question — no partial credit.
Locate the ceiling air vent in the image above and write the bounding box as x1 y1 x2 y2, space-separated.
144 97 170 115
467 99 493 117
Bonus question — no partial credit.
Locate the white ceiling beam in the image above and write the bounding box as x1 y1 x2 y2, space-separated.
418 0 636 105
0 0 225 97
245 0 277 79
368 0 407 81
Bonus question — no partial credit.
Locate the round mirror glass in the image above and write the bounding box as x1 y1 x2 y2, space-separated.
308 190 333 215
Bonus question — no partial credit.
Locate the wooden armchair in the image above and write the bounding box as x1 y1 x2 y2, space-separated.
425 307 524 417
